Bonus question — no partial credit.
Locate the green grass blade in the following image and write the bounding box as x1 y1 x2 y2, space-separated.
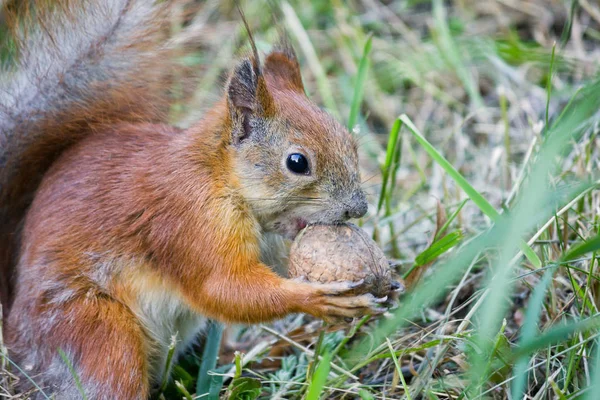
159 335 178 393
560 0 579 47
435 199 468 240
347 33 372 132
358 389 375 400
584 338 600 400
386 338 413 400
331 315 370 359
400 114 542 268
228 376 261 399
377 117 403 213
550 79 600 148
562 234 600 262
57 348 87 400
511 265 558 399
175 380 194 400
196 321 224 398
514 316 600 357
545 43 556 127
400 114 492 217
306 352 331 400
415 230 462 266
306 329 325 384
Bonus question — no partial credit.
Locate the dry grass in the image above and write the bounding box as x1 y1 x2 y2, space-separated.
2 0 600 399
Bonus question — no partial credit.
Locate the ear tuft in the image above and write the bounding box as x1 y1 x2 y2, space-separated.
227 58 274 144
236 3 262 76
273 35 299 63
263 40 305 93
228 59 257 112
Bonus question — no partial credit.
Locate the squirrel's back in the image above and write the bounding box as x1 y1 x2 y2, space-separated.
0 0 177 313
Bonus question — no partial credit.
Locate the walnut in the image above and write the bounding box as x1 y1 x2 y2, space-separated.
289 223 399 298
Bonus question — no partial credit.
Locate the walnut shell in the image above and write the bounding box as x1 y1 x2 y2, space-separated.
289 223 392 298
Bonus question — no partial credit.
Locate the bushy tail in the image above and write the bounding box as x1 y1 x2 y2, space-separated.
0 0 178 314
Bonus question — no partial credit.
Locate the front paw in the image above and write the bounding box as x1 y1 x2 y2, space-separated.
286 279 389 323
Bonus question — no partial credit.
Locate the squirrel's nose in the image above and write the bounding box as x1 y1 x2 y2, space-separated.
343 191 368 219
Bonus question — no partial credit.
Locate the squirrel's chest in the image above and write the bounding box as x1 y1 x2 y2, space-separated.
121 269 207 382
135 287 206 346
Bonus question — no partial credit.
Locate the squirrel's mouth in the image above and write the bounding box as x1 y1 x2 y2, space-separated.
273 218 308 240
288 218 308 239
295 218 308 231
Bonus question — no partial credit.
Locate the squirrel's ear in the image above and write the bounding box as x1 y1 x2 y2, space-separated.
228 59 259 112
227 59 274 143
263 40 305 93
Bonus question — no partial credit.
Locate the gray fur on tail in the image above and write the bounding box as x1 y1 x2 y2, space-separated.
0 0 175 314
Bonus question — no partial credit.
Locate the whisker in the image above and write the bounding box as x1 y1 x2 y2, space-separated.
361 183 382 191
245 198 325 203
361 173 380 184
355 135 383 148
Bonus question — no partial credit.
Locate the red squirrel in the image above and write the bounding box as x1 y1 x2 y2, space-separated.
0 1 385 398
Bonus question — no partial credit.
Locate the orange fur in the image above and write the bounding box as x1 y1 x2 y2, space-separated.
2 3 378 398
0 0 174 313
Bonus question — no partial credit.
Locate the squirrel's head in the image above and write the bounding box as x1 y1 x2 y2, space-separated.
224 43 367 239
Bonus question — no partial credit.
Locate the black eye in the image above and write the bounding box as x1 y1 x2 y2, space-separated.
286 153 310 175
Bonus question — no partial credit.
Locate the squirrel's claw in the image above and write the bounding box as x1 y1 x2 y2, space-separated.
292 280 387 322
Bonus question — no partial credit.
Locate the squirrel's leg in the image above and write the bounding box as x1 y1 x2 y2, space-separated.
22 293 150 400
191 262 386 324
